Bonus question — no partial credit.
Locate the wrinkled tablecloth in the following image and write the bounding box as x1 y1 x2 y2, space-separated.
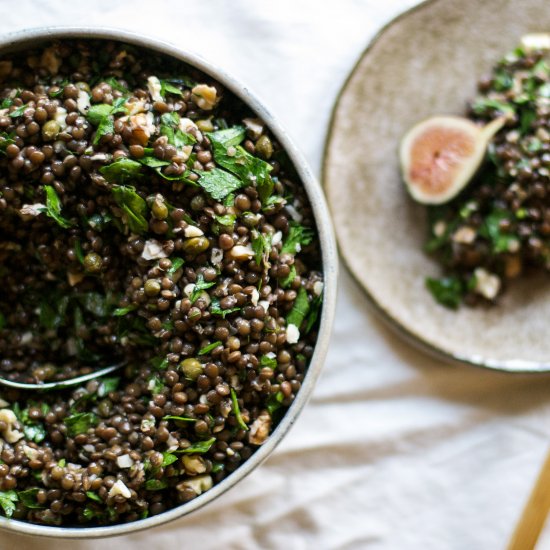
2 1 550 548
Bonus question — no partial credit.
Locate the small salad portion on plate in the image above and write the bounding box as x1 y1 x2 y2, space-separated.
400 34 550 308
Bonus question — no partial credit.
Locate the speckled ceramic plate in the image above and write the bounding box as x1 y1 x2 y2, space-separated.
323 0 550 372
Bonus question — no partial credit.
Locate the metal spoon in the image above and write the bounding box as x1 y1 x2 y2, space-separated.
0 363 125 391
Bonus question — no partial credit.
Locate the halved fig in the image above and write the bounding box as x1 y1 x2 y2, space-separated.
399 115 505 204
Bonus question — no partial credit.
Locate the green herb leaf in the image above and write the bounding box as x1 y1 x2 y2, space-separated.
471 97 515 116
286 286 310 328
215 214 236 227
198 168 244 201
211 462 224 473
80 292 111 317
64 412 99 437
160 112 180 127
251 231 272 266
260 355 277 369
88 212 113 231
159 113 197 148
266 391 284 415
190 274 216 304
101 158 142 184
167 257 185 274
86 491 102 503
210 297 241 318
230 388 248 431
305 293 322 333
198 341 222 355
0 490 18 517
43 185 72 228
0 132 15 155
177 437 216 454
18 488 44 509
520 108 537 134
208 127 246 148
163 415 197 423
88 100 127 144
493 70 513 91
87 103 115 125
425 276 464 309
103 77 128 93
280 264 297 288
138 156 170 169
74 239 85 264
147 375 165 395
98 376 120 397
207 127 274 202
479 209 516 253
145 479 168 491
111 184 148 234
162 452 179 467
23 423 47 443
39 295 69 330
281 223 314 255
9 103 27 118
160 79 183 97
113 305 137 316
150 356 169 370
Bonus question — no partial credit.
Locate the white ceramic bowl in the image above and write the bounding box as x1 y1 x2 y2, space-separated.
0 26 338 538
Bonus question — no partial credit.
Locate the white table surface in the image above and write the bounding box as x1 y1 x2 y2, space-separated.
2 1 550 548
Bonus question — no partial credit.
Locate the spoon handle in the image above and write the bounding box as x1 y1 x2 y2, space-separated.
507 448 550 550
0 363 124 391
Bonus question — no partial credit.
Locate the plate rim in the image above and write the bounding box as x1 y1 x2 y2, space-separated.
321 0 550 374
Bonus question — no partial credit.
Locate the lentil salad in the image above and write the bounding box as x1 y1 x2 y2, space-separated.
424 39 550 307
0 39 323 526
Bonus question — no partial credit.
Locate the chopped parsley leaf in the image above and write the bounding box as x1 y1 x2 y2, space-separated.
251 231 272 266
101 158 142 184
198 341 222 355
163 415 197 423
43 185 72 228
18 488 44 509
0 490 18 517
98 376 120 397
87 98 127 144
167 257 185 274
198 168 244 201
286 286 310 328
425 276 464 309
9 103 27 118
281 222 314 255
230 388 248 431
266 391 285 415
160 79 183 97
210 297 241 318
110 184 148 234
280 264 297 288
145 479 168 491
86 491 102 503
207 127 274 202
162 452 179 467
190 274 216 304
260 355 277 369
176 437 216 454
113 305 137 316
64 412 99 437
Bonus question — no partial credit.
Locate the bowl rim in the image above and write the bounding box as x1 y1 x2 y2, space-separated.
0 25 338 538
321 0 550 375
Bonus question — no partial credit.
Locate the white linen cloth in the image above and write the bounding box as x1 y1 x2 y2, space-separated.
2 1 550 548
